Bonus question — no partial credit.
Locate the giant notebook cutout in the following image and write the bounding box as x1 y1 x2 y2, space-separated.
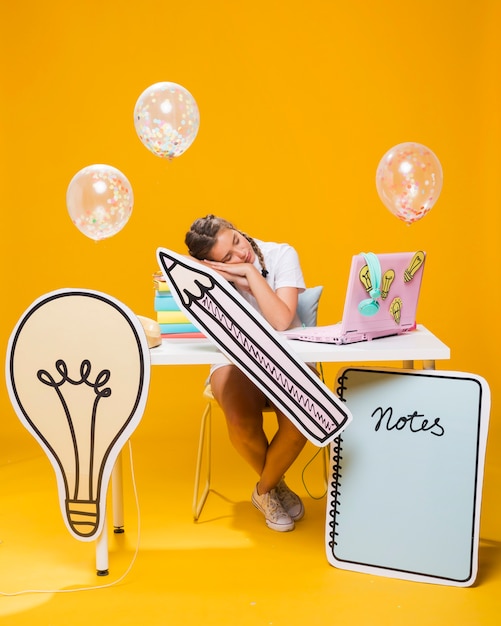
326 367 490 586
156 247 352 445
6 289 150 542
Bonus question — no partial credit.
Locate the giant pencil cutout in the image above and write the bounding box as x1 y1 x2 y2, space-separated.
157 248 352 445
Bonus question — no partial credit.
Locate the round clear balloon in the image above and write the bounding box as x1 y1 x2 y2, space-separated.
134 82 200 159
66 164 134 241
376 142 443 224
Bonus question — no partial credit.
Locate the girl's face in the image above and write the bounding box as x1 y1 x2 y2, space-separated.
209 227 255 264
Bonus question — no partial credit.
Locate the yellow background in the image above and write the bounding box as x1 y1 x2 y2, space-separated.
1 0 499 585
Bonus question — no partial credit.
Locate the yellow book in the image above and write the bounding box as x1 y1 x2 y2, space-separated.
153 279 170 292
156 310 191 324
153 271 170 292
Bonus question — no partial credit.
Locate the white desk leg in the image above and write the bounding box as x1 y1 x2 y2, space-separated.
112 451 125 533
96 511 109 576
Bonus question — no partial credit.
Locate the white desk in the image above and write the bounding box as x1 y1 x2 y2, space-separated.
149 325 450 368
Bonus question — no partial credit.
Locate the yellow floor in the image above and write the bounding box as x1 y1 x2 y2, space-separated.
1 395 500 626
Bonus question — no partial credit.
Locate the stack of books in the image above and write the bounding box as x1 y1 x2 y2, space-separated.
153 272 205 338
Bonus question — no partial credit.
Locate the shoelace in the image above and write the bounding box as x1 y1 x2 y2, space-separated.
263 489 290 520
275 481 297 509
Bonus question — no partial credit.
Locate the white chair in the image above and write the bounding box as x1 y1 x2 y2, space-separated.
192 286 328 520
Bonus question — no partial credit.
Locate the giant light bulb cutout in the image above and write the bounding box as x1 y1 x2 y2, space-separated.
6 289 150 541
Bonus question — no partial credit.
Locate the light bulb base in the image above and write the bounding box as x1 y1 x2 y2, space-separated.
66 499 100 538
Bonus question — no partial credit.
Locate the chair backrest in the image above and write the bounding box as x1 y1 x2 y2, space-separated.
296 286 323 327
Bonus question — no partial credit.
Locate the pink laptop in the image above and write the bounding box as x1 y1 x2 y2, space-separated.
284 251 426 345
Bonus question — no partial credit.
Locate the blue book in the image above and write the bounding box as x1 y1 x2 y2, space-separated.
154 294 181 312
159 322 201 334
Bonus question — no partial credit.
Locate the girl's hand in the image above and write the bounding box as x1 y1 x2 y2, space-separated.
203 260 250 276
203 260 255 292
204 259 298 330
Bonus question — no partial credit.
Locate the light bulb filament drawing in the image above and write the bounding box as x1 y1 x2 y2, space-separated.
37 359 111 511
36 358 112 537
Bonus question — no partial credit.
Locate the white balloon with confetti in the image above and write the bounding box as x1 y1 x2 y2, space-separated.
66 164 134 241
376 142 443 225
134 81 200 160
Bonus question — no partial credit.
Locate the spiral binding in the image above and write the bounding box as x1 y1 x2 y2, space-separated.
335 370 348 400
327 371 349 551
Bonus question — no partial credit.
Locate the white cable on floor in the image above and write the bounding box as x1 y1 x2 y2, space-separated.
0 441 140 597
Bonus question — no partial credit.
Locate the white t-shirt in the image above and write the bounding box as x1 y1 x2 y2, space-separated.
237 239 306 326
209 239 306 378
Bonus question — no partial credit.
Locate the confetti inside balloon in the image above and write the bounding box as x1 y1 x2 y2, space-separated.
376 142 443 224
66 164 134 241
134 82 200 159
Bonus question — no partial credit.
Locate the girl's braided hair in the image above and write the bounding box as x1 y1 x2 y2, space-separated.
185 215 268 277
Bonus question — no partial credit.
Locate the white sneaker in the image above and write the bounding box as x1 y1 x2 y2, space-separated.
251 485 295 532
275 478 305 521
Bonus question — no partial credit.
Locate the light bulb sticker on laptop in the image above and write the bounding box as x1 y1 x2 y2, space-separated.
359 264 373 293
389 297 402 324
381 269 395 300
404 251 425 282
